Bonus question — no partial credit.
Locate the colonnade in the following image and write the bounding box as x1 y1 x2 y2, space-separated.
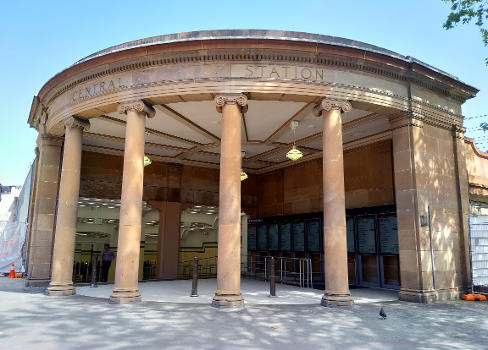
46 95 353 307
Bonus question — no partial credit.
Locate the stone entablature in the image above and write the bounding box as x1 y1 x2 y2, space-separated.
28 30 477 136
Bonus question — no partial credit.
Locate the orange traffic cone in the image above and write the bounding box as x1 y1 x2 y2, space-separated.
8 264 15 278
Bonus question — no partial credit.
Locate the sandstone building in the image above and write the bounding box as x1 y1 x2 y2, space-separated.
24 30 488 306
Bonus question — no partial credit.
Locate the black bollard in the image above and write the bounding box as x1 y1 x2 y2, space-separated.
270 256 276 297
90 255 98 288
190 257 198 297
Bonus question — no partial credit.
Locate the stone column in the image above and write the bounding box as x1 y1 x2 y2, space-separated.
47 117 90 295
25 134 63 287
110 100 155 303
313 98 353 307
150 201 182 279
212 94 248 308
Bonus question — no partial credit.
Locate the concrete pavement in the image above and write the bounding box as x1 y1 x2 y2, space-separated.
1 277 487 349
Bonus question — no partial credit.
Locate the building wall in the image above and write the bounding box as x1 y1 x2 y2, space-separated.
414 124 467 292
391 116 471 302
80 151 258 212
257 140 395 218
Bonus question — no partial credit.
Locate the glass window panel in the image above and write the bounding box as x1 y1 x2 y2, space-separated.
357 216 376 254
280 223 291 251
306 220 320 252
293 222 305 251
257 224 267 251
268 224 279 251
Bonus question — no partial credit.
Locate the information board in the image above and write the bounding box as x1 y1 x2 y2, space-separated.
268 224 279 251
378 215 399 255
293 222 305 251
257 225 268 251
248 224 257 251
280 223 291 251
306 220 320 252
346 217 355 253
357 217 376 254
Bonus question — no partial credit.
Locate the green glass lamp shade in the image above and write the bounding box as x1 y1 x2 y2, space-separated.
144 155 152 167
286 146 303 161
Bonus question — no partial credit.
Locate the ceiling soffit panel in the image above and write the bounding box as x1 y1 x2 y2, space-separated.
82 97 391 172
149 105 217 144
100 112 195 149
167 101 223 138
244 100 307 141
88 117 127 139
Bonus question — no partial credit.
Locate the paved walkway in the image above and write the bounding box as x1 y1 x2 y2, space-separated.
77 278 399 305
1 277 488 349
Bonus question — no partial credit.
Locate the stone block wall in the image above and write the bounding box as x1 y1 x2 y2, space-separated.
256 140 395 218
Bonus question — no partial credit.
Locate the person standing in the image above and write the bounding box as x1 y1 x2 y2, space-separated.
101 244 115 282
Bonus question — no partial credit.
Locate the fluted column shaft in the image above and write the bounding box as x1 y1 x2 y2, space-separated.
314 98 353 307
47 117 89 296
110 100 155 303
212 94 247 308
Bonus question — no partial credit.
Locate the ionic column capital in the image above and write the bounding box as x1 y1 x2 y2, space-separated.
215 94 248 113
313 98 352 116
117 100 156 118
63 116 90 131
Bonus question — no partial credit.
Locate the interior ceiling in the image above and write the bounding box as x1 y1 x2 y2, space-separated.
83 99 390 171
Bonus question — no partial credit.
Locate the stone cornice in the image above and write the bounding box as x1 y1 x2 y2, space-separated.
64 116 90 131
452 125 466 140
214 94 248 113
39 49 475 109
36 133 63 148
388 114 424 130
117 100 156 117
313 98 352 116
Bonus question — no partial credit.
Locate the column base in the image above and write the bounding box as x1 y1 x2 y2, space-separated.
398 288 438 303
109 288 141 303
25 278 50 288
46 282 75 296
321 291 354 307
212 292 244 308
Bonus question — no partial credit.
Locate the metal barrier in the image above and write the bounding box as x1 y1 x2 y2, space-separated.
469 213 488 294
178 256 218 279
178 254 314 289
246 255 314 288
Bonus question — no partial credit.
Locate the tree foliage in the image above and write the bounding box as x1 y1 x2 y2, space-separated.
443 0 488 63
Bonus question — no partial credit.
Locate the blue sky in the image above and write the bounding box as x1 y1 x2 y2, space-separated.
0 0 486 185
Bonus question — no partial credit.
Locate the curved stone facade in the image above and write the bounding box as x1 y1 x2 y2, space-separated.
25 30 483 305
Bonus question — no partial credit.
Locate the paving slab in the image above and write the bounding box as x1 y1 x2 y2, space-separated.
1 277 487 350
76 278 399 305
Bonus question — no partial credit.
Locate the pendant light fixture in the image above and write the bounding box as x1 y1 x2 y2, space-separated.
144 130 152 167
144 155 152 167
286 121 303 161
240 151 248 181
